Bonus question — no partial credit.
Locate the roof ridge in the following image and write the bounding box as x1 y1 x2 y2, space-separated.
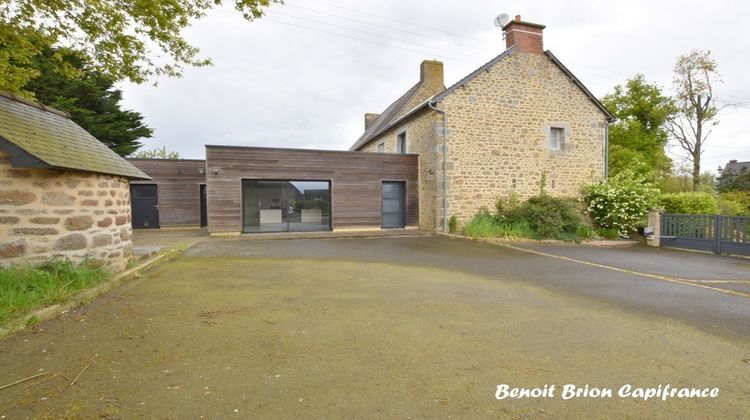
349 81 422 150
0 90 71 119
432 46 517 102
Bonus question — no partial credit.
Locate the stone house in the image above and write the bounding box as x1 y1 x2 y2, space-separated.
0 91 150 271
350 16 615 231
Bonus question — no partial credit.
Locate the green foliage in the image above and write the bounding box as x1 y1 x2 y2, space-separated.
718 198 747 216
582 171 659 236
464 195 585 241
516 195 582 239
131 146 181 159
718 167 750 192
0 259 110 324
595 227 621 240
448 215 458 233
495 192 520 215
658 192 720 215
576 225 595 240
602 74 675 181
23 46 153 156
0 23 62 95
719 191 750 213
658 166 716 193
0 0 280 88
462 209 534 240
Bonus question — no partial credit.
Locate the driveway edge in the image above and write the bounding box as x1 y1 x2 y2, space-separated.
0 252 169 339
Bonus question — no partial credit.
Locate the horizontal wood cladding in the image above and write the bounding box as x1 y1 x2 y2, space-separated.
128 159 206 227
205 146 419 232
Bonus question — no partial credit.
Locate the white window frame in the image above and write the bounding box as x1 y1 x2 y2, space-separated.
396 132 407 154
549 127 565 151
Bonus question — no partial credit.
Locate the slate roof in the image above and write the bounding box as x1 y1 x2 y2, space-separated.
722 160 750 173
0 91 150 179
349 82 422 151
350 47 614 151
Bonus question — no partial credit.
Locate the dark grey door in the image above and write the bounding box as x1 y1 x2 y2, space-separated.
382 181 405 229
200 184 207 227
131 184 159 229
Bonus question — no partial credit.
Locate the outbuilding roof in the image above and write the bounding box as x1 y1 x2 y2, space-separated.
0 91 150 180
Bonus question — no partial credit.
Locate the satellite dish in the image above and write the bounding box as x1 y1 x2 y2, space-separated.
494 13 510 28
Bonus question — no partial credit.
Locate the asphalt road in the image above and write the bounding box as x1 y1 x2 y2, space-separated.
186 236 750 340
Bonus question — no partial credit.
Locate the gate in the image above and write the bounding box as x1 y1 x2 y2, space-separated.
661 214 750 256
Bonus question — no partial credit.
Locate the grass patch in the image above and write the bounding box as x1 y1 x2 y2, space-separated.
0 260 110 325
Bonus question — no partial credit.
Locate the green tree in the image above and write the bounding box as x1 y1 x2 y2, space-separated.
131 147 181 159
718 166 750 192
602 74 675 180
24 47 153 156
0 0 279 92
666 50 723 191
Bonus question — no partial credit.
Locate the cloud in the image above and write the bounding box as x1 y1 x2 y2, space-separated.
119 0 750 171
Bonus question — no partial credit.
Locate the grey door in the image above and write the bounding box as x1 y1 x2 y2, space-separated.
131 184 159 229
200 184 207 227
382 181 405 229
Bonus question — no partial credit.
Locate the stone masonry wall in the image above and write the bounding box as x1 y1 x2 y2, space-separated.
440 50 608 226
0 150 134 272
360 109 443 231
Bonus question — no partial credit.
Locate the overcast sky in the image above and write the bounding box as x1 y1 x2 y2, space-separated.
120 0 749 174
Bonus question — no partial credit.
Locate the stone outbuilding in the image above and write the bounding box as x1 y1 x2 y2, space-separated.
0 91 150 271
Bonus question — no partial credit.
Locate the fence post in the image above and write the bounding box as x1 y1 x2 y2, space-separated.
647 210 661 247
714 215 721 254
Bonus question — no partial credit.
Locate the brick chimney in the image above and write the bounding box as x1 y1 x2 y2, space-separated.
503 15 545 54
364 113 379 130
420 60 444 93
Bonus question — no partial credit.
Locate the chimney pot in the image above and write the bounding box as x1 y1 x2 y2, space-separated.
515 15 521 21
729 159 738 163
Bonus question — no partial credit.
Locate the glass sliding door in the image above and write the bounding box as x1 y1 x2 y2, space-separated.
287 181 331 232
242 180 331 233
242 180 287 233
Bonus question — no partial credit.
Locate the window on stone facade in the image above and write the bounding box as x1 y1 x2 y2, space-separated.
377 142 385 153
549 127 565 150
397 132 407 154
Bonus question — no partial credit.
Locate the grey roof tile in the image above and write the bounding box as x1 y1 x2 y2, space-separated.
0 91 150 179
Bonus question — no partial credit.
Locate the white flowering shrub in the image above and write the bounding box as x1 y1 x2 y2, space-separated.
582 171 659 236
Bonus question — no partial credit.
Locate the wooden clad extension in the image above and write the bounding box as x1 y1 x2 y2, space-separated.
128 159 206 227
205 146 419 233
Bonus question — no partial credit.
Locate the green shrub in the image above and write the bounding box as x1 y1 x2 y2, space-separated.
576 225 595 240
0 259 110 324
718 198 746 216
720 191 750 214
596 227 621 240
463 210 535 239
582 171 659 236
448 215 458 233
517 195 582 238
464 195 584 240
658 192 719 214
463 209 502 238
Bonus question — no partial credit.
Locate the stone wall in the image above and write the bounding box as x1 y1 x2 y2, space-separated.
360 109 443 231
0 150 134 272
440 50 608 226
